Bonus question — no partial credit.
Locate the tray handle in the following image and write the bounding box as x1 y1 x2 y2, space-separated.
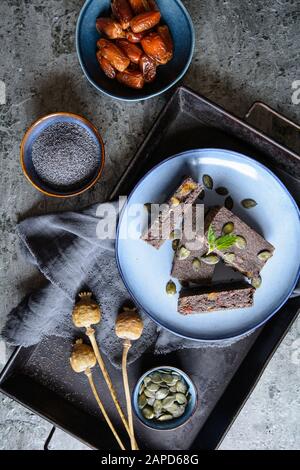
245 101 300 297
44 426 56 450
245 101 300 156
245 101 300 205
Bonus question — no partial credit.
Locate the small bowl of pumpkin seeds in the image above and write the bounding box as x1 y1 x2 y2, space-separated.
132 366 197 430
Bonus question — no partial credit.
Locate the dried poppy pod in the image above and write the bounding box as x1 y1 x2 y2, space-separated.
115 307 144 450
72 291 137 449
70 339 125 450
72 292 101 329
115 307 144 341
70 339 96 373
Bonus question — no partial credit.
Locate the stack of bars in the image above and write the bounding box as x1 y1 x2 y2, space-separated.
141 176 275 314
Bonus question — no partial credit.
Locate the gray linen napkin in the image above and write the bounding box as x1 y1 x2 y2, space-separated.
2 202 299 367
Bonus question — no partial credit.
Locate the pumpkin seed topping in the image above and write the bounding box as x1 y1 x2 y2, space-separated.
223 222 234 234
177 246 191 260
258 250 273 261
225 196 234 210
235 235 247 249
201 254 220 265
192 258 202 272
203 174 213 190
216 187 229 196
251 276 262 289
242 198 257 209
166 280 177 296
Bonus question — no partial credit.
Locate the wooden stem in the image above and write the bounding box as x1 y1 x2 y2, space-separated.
85 326 138 448
122 339 137 450
85 368 126 451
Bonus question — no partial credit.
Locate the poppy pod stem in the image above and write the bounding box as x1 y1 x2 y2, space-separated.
115 307 144 450
85 368 126 450
85 326 133 442
72 292 135 446
122 339 137 450
70 340 126 450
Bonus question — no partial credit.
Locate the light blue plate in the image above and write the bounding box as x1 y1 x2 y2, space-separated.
116 149 300 341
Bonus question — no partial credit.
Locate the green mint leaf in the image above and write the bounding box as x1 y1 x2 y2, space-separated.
215 234 238 251
207 224 216 249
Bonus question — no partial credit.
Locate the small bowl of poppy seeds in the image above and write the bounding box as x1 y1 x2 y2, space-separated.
21 112 105 197
132 366 197 430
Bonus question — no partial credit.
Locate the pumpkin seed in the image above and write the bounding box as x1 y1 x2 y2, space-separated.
176 380 188 394
147 397 155 406
166 280 177 296
171 404 186 418
142 406 154 420
258 250 273 261
177 246 191 260
144 376 152 385
176 393 187 405
169 386 177 393
153 400 163 416
147 382 160 393
235 235 247 249
222 222 234 234
203 174 213 190
156 388 169 400
162 374 176 385
144 388 156 398
223 252 236 264
192 258 202 272
139 383 145 395
158 413 173 421
201 254 220 265
171 372 180 377
251 276 262 289
149 372 162 384
170 229 181 240
138 393 147 409
172 239 180 251
242 198 257 209
216 187 229 196
225 196 234 210
162 395 176 409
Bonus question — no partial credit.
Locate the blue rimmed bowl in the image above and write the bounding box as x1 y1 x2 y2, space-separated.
133 366 198 430
76 0 195 101
20 112 105 198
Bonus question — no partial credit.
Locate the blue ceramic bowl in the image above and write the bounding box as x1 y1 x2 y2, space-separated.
76 0 195 101
133 366 198 430
20 113 105 198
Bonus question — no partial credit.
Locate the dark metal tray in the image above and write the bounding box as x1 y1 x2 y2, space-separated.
1 87 299 451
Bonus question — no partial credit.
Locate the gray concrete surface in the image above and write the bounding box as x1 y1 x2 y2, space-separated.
0 0 299 450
